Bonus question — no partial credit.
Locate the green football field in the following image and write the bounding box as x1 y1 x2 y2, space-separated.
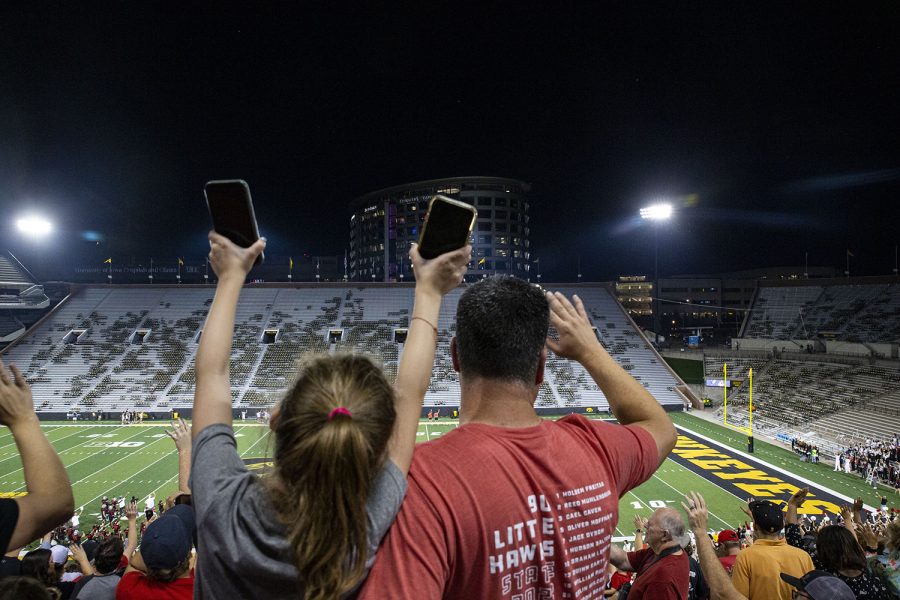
0 412 891 542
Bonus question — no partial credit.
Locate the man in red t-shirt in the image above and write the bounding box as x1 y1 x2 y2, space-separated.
609 507 690 599
115 505 195 600
717 529 741 574
358 278 677 600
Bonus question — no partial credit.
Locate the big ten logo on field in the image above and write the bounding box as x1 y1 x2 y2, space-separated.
84 441 145 448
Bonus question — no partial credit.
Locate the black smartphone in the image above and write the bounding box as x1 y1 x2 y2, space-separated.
417 195 477 259
204 179 265 266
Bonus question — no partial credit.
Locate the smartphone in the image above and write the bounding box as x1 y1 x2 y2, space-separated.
417 195 477 259
204 179 265 266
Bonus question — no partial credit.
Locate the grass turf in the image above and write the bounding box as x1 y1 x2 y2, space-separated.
0 413 891 540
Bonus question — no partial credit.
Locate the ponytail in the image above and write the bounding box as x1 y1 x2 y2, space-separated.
269 354 395 599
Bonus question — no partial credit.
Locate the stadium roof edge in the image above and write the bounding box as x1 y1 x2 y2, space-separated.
758 274 900 288
349 176 532 212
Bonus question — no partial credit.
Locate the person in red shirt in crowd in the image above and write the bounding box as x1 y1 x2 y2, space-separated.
717 529 742 575
115 504 194 600
358 279 677 600
609 507 690 599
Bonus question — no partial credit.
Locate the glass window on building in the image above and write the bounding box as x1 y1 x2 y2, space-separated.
495 210 507 219
495 260 507 270
478 208 491 219
512 236 521 246
496 248 508 257
513 250 521 258
477 196 491 206
494 222 507 232
477 221 490 231
510 199 519 208
478 235 492 244
495 197 507 207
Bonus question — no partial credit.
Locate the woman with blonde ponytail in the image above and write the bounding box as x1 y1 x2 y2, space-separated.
190 231 470 599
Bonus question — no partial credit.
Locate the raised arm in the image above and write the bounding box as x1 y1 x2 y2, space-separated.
683 492 748 600
785 487 807 526
388 243 470 475
633 514 648 550
123 501 139 560
166 418 192 493
608 544 634 572
0 360 74 550
192 232 266 438
544 292 677 464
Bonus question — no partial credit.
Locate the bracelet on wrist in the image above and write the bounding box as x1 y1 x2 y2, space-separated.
635 529 643 533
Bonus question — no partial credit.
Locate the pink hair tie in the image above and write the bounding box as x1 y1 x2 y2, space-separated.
328 407 352 421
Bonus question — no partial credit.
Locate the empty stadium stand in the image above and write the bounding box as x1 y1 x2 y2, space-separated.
704 353 900 450
0 283 687 413
743 281 900 343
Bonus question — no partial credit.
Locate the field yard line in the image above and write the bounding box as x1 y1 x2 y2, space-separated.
0 425 82 453
0 425 143 479
676 425 877 512
145 425 263 499
75 428 216 510
424 423 431 441
647 470 734 529
27 427 178 495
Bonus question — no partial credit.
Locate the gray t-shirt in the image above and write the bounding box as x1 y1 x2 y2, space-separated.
190 423 406 599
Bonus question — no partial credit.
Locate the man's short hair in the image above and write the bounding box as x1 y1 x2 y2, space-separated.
93 537 124 575
455 276 549 385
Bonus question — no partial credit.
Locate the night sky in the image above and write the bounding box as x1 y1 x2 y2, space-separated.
2 3 899 282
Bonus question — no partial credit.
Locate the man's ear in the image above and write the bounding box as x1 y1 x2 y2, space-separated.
451 337 461 372
535 347 547 385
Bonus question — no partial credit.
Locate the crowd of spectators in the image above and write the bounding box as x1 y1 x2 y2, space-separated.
836 436 900 491
0 236 899 599
792 438 821 463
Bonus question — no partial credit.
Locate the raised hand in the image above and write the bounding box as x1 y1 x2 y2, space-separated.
165 418 192 454
207 231 266 280
124 501 139 522
682 491 710 533
787 488 809 507
409 243 471 297
544 292 602 363
0 360 35 428
632 514 648 530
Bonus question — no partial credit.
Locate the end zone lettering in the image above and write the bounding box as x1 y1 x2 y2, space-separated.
670 429 844 516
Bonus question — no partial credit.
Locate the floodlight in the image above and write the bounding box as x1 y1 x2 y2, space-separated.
16 216 53 236
639 203 673 221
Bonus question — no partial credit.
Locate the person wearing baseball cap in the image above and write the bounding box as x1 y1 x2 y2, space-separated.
116 504 195 599
717 529 742 574
780 570 855 600
731 500 814 599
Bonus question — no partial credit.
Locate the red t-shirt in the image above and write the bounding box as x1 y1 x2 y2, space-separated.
358 414 658 600
625 547 689 600
609 570 632 590
114 570 194 600
718 554 737 574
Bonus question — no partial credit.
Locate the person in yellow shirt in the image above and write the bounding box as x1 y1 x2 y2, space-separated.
731 500 813 600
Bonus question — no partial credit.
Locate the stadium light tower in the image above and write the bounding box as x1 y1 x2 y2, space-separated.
16 216 53 237
640 202 673 347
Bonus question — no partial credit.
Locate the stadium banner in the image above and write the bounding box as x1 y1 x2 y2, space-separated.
671 425 873 516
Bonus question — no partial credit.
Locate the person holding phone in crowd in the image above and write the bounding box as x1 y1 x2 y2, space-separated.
190 231 470 599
